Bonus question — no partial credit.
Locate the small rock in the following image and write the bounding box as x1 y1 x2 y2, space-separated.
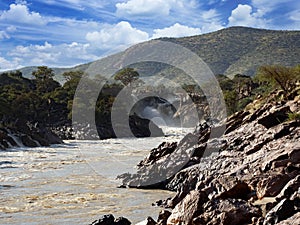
90 214 115 225
136 217 157 225
115 217 131 225
157 210 171 225
217 180 252 201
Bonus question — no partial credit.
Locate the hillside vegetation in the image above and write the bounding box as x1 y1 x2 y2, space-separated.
8 27 300 82
165 26 300 76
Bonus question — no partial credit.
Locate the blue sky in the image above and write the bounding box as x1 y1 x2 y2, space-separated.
0 0 299 71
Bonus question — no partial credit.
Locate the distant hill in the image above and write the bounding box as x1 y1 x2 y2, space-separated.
164 26 300 77
6 26 300 82
12 63 91 84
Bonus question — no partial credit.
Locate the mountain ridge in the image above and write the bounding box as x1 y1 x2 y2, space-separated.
6 26 300 82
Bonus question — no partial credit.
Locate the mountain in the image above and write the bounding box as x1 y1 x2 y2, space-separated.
8 26 300 81
12 63 91 83
163 26 300 77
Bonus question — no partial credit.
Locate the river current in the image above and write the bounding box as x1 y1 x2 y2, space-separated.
0 127 191 224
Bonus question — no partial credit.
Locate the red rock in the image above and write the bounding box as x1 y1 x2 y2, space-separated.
167 191 208 225
256 174 291 199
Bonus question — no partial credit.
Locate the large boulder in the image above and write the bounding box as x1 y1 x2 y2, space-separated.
167 190 209 225
195 199 261 225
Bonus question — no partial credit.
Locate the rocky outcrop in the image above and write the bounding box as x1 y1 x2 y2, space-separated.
116 87 300 224
0 120 63 149
51 114 164 140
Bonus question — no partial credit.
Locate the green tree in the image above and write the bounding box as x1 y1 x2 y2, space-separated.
32 66 55 80
114 68 139 86
32 66 60 93
224 90 238 115
256 65 299 93
62 70 83 82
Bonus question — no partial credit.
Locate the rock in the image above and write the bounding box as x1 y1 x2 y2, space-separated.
263 199 296 224
115 217 131 225
157 210 171 225
225 110 250 134
90 214 115 225
136 217 157 225
129 115 164 138
276 212 300 225
137 142 178 167
115 85 300 225
167 190 209 225
276 175 300 201
51 114 164 140
0 121 63 149
256 174 291 199
199 199 262 225
217 180 252 201
90 215 131 225
257 105 290 129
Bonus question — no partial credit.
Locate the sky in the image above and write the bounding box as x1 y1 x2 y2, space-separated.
0 0 299 71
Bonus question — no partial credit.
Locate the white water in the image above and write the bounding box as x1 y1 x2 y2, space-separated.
0 127 192 224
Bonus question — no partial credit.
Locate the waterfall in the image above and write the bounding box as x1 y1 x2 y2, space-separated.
7 130 25 147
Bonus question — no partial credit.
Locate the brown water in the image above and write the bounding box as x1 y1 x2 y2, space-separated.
0 128 190 224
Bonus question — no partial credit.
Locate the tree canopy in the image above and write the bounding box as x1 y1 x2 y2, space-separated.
114 68 139 86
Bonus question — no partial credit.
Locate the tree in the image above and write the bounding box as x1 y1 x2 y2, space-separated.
32 66 55 80
256 65 299 93
62 70 83 82
32 66 60 93
114 68 139 86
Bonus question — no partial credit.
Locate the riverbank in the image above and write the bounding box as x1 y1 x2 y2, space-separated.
102 86 300 224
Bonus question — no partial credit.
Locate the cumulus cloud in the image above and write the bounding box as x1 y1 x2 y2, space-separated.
152 23 201 38
0 2 46 25
7 41 98 68
0 57 22 71
228 4 266 28
86 21 149 50
115 0 202 21
116 0 172 17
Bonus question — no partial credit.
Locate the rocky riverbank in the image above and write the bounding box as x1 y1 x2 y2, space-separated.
50 114 164 140
93 86 300 224
0 120 63 149
0 113 164 150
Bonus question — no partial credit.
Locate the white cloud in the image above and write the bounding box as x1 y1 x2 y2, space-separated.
0 57 22 71
228 4 266 28
44 0 109 11
7 41 98 68
0 31 9 40
251 0 295 13
115 0 202 21
0 3 46 26
86 21 149 50
289 10 300 22
116 0 172 17
152 23 201 38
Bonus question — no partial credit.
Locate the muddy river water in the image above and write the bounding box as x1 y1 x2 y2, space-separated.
0 127 191 224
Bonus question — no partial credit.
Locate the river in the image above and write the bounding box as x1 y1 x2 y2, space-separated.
0 127 191 224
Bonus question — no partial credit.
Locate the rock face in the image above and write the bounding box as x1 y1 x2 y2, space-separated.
51 114 164 140
117 87 300 224
0 120 63 149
